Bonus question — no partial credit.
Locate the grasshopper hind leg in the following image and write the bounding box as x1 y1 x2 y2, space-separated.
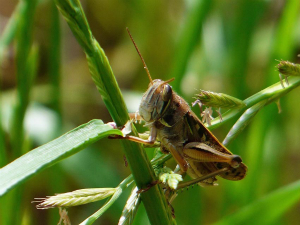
183 142 242 168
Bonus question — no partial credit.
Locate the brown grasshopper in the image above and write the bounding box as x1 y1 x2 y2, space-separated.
122 28 247 188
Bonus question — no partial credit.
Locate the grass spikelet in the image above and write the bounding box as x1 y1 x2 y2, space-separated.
277 60 300 77
34 188 116 209
194 90 246 109
118 187 141 225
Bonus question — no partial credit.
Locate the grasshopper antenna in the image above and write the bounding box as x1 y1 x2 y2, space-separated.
162 78 175 85
126 27 153 84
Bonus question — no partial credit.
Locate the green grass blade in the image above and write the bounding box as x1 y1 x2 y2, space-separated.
0 0 31 165
226 0 267 98
54 0 126 123
49 1 62 123
54 0 173 224
214 179 300 225
10 44 39 156
0 119 122 197
10 0 38 156
0 93 6 167
80 175 134 225
118 186 141 225
223 100 267 146
0 1 25 63
169 0 212 94
209 76 300 130
81 188 123 225
0 1 38 223
252 0 300 208
266 0 300 85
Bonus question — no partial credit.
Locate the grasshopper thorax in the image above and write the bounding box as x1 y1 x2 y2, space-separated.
139 79 173 122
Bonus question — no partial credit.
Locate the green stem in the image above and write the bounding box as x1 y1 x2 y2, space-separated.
209 76 300 130
169 0 212 95
0 0 27 166
0 1 25 63
49 1 62 128
80 175 134 225
10 0 38 157
222 100 268 146
0 89 6 167
7 1 38 224
54 0 173 223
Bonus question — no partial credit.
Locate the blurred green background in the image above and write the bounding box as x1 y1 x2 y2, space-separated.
1 0 300 224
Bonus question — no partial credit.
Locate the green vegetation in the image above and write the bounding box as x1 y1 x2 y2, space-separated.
0 0 300 224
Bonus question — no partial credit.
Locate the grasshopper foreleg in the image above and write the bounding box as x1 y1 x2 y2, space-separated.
125 125 157 145
164 141 189 172
109 123 160 147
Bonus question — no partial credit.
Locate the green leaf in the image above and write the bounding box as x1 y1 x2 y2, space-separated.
80 175 134 225
214 179 300 225
54 1 174 223
222 100 267 146
209 76 300 130
169 0 212 94
0 0 25 64
0 119 122 197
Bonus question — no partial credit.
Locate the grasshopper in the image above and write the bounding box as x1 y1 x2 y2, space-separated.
122 28 247 188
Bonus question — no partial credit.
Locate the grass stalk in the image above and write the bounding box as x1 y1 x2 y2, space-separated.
209 76 300 130
0 0 27 165
10 0 38 157
49 1 62 126
5 0 38 224
227 0 267 98
0 96 5 167
169 0 212 94
54 0 173 224
80 175 134 225
0 1 25 64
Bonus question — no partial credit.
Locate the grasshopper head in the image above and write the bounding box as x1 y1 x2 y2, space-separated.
139 79 173 122
126 29 174 123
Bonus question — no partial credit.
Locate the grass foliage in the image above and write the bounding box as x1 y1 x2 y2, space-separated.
0 0 300 224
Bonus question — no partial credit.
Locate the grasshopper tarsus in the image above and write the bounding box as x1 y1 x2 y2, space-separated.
109 134 155 145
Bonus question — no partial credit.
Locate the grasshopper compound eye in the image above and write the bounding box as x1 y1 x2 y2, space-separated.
162 84 172 101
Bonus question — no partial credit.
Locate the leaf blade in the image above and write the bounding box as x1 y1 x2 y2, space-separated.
0 119 122 197
214 179 300 225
